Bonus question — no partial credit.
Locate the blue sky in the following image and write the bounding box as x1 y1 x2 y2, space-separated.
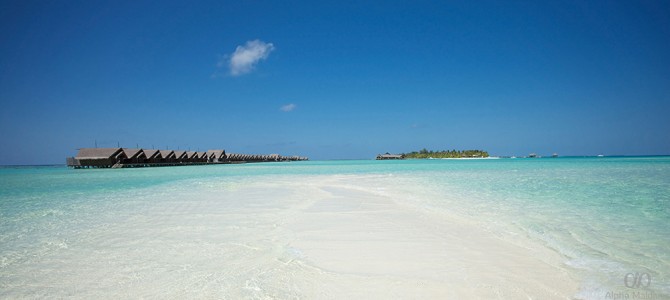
1 0 669 164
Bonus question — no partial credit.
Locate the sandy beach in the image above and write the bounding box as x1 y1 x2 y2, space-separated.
0 173 578 298
268 175 578 298
78 174 578 298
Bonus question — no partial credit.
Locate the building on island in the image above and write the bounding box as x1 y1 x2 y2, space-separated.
376 153 404 160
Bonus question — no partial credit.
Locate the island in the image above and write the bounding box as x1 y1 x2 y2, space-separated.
402 149 489 159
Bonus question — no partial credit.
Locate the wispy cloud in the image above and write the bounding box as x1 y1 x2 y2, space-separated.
222 40 275 76
280 103 296 112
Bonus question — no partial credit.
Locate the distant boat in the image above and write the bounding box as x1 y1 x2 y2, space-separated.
528 153 538 158
597 154 605 157
552 153 558 158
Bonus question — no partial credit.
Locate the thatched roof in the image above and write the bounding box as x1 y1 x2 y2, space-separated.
69 146 278 167
143 149 161 159
207 150 225 159
122 148 144 159
76 148 124 159
160 150 175 159
174 150 187 160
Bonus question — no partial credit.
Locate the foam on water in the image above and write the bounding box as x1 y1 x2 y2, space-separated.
384 157 670 299
1 158 668 298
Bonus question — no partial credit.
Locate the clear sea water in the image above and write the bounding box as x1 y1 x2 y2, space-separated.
1 157 668 298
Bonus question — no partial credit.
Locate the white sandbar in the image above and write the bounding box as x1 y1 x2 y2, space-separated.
0 174 577 299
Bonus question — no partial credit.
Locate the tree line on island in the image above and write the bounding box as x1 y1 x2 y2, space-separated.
402 149 489 159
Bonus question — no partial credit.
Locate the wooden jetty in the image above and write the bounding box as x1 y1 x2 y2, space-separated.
67 147 308 169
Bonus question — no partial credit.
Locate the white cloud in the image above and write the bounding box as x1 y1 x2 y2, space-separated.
280 103 296 112
226 40 275 76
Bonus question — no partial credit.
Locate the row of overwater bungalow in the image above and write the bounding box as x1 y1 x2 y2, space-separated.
66 148 308 168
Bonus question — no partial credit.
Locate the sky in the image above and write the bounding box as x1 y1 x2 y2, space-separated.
1 0 669 164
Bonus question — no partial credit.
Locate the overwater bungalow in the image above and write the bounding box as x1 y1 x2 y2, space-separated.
74 148 127 167
173 150 188 162
185 151 198 162
231 153 244 161
190 152 200 162
122 148 146 164
160 150 176 163
67 147 307 168
196 152 207 162
207 150 226 163
143 149 162 164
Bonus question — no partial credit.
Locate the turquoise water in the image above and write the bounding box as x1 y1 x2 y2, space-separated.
1 157 669 298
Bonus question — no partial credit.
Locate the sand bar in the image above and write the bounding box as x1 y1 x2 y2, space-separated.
0 174 578 299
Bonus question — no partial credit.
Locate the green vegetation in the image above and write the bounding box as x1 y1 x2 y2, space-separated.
403 149 489 159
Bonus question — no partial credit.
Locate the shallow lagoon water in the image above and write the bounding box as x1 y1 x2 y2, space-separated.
1 157 668 298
